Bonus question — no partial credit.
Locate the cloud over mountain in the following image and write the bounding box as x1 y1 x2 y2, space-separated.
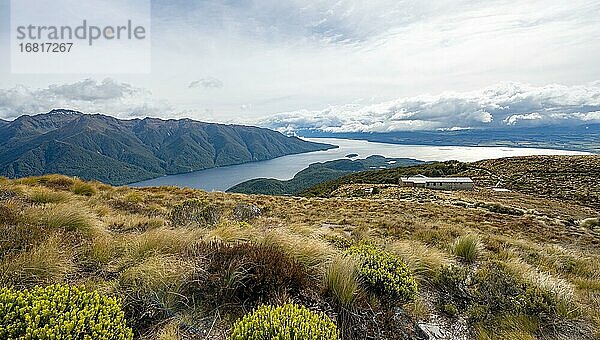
260 82 600 134
0 79 173 119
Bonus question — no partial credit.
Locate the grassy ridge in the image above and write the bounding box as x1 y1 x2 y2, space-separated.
0 164 599 339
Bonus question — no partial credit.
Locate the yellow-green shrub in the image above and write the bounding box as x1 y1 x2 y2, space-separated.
0 284 133 339
229 303 339 340
346 242 418 301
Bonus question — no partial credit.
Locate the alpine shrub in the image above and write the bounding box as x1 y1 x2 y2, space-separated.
232 203 261 221
346 242 418 301
189 242 307 309
170 199 221 227
229 303 339 340
0 284 133 339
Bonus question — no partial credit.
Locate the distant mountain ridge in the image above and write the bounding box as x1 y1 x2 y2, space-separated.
297 124 600 153
0 110 334 185
227 155 424 195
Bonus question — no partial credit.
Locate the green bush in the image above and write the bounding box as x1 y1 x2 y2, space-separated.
229 303 339 340
432 262 559 323
346 242 417 301
170 199 221 227
0 284 133 339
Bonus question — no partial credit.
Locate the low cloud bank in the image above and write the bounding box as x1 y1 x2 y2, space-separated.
260 82 600 134
0 78 172 119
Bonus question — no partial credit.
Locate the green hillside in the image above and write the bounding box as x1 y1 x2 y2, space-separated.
0 110 334 185
227 155 424 195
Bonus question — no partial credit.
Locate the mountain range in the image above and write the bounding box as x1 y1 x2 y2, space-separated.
297 124 600 153
0 110 334 185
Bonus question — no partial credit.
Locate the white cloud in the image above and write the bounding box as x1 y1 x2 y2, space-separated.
0 79 174 119
189 77 224 89
1 1 599 120
260 82 600 133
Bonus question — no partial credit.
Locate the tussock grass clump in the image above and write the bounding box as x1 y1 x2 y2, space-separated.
229 303 339 340
432 261 573 338
0 236 74 288
346 242 418 302
452 234 481 263
123 228 201 262
27 187 69 204
123 191 145 203
505 258 576 316
16 174 75 190
118 255 195 329
0 284 133 340
474 314 539 340
259 229 336 272
25 203 96 233
0 223 46 257
106 214 166 232
324 255 360 309
389 240 451 283
120 255 194 293
70 181 97 196
205 222 250 243
0 200 22 225
84 232 122 268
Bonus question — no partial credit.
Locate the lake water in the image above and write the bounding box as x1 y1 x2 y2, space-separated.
129 138 589 191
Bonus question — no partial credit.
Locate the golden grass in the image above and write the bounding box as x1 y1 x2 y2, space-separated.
157 321 183 340
388 240 452 282
122 227 204 263
27 186 70 204
506 258 576 310
23 203 96 233
105 213 166 232
123 191 145 203
475 314 539 340
70 180 97 196
324 255 359 309
85 231 122 267
0 235 74 287
1 175 599 338
204 221 250 243
259 228 336 273
120 254 194 293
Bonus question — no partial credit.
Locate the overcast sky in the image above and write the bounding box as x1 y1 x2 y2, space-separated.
0 0 599 132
